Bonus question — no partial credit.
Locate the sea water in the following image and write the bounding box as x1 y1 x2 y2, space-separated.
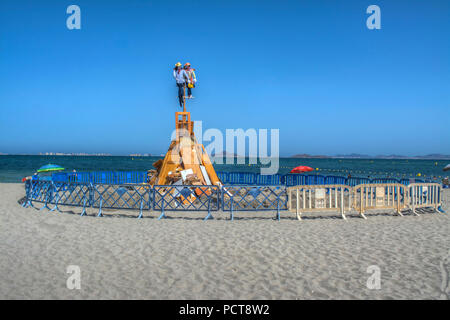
0 155 448 183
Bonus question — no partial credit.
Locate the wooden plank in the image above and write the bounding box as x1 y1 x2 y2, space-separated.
200 144 220 185
200 165 211 185
157 141 180 185
179 137 205 185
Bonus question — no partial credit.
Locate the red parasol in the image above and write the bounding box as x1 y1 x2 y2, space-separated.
290 166 314 174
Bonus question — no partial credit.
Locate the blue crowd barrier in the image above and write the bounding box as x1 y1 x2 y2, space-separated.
68 172 90 183
255 174 281 185
281 174 306 186
226 172 256 184
25 181 288 211
46 170 441 188
222 185 288 220
347 177 371 186
325 175 347 185
64 171 147 184
371 178 398 184
217 172 229 183
23 178 443 219
52 172 68 182
92 183 151 213
51 182 91 208
153 185 221 220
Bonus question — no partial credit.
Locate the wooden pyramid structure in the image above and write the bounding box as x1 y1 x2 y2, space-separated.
148 88 221 187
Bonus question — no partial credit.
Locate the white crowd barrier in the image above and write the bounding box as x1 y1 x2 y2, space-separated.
287 185 352 220
407 183 442 215
287 183 444 220
352 183 407 219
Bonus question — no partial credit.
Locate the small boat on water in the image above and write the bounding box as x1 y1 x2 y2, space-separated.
444 164 450 172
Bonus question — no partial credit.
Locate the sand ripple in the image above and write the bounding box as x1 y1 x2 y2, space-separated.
0 183 449 299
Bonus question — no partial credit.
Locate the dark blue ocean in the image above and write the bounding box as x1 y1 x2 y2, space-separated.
0 155 448 183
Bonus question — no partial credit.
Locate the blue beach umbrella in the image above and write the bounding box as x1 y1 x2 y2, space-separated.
37 164 65 173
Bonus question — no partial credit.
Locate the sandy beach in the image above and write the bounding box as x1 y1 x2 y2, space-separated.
0 182 449 299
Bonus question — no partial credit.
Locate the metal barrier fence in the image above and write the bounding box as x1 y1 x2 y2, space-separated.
353 184 407 219
52 182 91 208
23 181 288 220
407 183 442 215
287 183 444 220
23 180 444 220
347 177 372 187
221 185 288 220
287 185 352 220
153 185 221 220
29 180 53 204
92 184 152 216
255 174 282 185
64 171 148 184
48 170 434 187
279 174 427 187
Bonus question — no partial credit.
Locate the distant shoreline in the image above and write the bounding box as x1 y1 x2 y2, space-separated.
291 154 450 160
1 154 450 160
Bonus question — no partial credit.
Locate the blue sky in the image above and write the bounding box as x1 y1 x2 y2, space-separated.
0 0 449 156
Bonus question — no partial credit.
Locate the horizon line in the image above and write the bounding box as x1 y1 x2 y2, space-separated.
1 153 450 160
